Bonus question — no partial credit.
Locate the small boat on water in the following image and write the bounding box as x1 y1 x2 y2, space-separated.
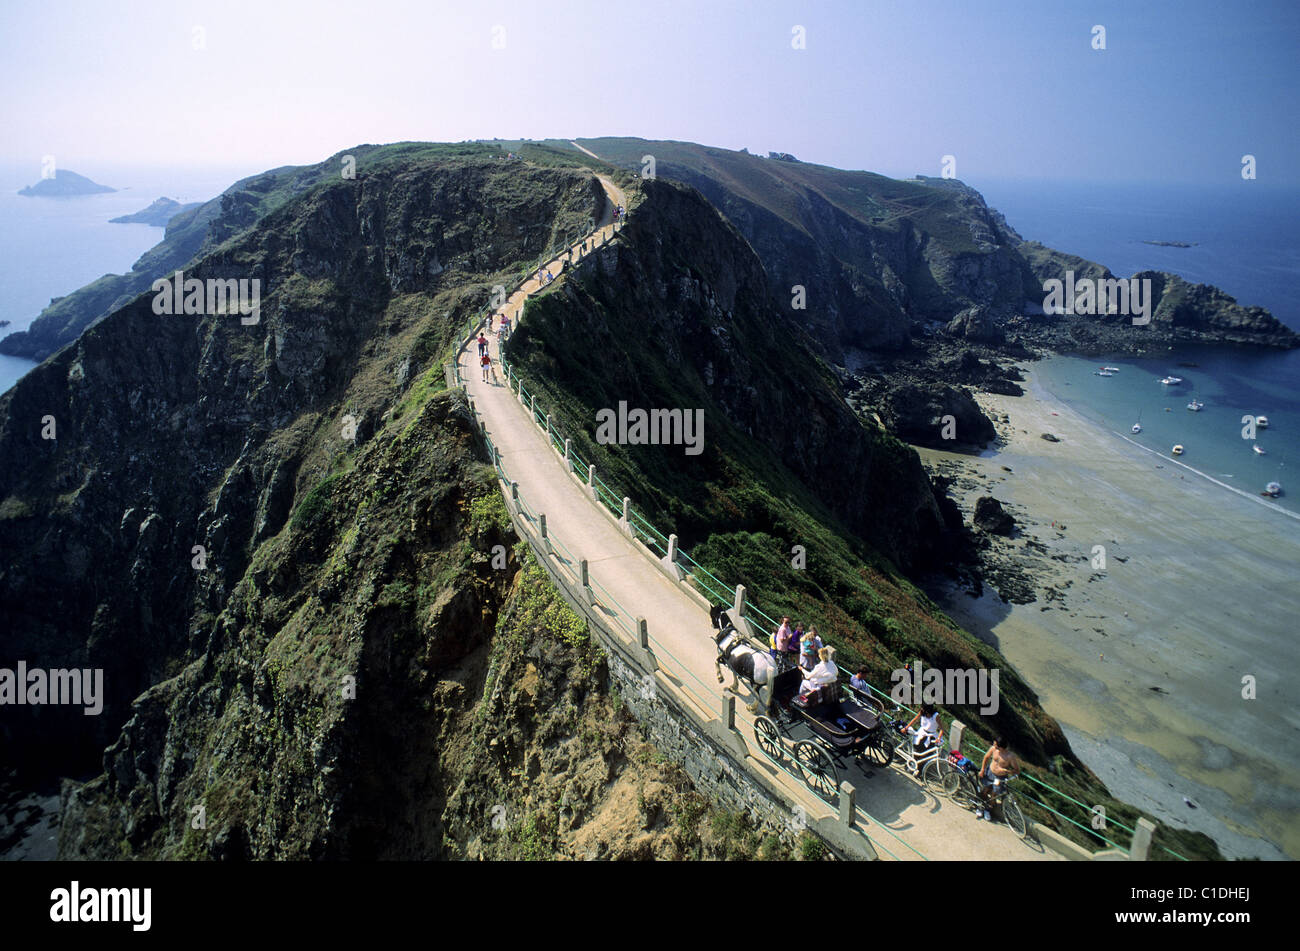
1172 444 1185 456
1131 423 1142 434
1254 445 1266 455
1160 376 1184 386
1187 399 1204 411
1103 367 1121 373
1263 481 1283 498
1257 415 1269 429
1095 370 1115 377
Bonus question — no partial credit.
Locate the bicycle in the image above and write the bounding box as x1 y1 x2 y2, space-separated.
943 763 1029 839
888 721 947 793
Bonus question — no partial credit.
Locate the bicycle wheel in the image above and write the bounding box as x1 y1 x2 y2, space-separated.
795 741 838 803
754 716 783 763
1002 793 1028 838
942 766 976 806
921 758 947 793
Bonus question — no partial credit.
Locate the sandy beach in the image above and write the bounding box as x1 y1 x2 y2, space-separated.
919 366 1300 860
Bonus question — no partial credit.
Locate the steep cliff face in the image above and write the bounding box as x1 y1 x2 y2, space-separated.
0 151 604 779
55 394 755 860
508 177 948 574
563 139 1296 358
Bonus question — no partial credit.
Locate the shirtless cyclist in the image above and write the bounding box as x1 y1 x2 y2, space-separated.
977 736 1020 821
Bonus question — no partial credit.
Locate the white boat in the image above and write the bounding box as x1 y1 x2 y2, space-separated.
1257 415 1269 429
1103 366 1121 373
1095 370 1115 377
1263 481 1283 498
1131 423 1142 434
1254 445 1266 455
1172 444 1185 455
1160 376 1184 386
1186 399 1204 411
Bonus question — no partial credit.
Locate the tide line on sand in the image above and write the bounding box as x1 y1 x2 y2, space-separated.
1111 430 1299 522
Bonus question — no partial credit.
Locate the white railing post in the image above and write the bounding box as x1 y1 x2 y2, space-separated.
663 533 683 581
1129 818 1156 861
949 720 966 754
564 437 572 472
587 464 597 500
840 781 856 826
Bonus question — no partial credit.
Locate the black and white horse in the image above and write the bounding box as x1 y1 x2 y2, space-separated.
710 605 775 712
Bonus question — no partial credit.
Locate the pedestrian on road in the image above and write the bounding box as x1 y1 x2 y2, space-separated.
480 350 495 383
477 332 488 357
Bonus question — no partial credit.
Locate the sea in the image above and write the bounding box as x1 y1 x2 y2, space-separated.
0 161 256 395
974 178 1300 514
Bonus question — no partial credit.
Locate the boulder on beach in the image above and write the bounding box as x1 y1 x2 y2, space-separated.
1040 432 1062 443
973 496 1015 535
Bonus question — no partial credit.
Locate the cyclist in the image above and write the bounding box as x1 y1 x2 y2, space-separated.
977 736 1021 821
904 703 942 754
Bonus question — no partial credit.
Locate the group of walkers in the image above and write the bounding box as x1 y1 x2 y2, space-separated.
475 311 516 383
770 615 1021 822
476 331 497 383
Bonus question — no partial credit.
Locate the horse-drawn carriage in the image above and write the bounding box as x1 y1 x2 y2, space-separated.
752 667 895 801
710 606 893 801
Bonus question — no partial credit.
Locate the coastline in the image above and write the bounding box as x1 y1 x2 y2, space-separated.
918 365 1300 860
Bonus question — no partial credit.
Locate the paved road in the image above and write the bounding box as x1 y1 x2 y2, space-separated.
457 169 1056 861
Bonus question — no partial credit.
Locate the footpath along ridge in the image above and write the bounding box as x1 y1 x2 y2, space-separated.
454 167 1053 861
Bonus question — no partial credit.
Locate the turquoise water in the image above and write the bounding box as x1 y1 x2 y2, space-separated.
973 178 1300 516
1033 348 1300 515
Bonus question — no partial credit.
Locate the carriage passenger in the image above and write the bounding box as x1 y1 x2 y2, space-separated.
790 621 805 656
772 617 792 655
849 668 871 694
799 646 838 697
799 627 823 671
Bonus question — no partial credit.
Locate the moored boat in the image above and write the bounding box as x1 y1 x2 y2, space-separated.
1257 415 1269 429
1263 481 1283 498
1172 444 1185 455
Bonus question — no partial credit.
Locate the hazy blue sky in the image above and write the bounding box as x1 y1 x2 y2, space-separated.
3 0 1297 184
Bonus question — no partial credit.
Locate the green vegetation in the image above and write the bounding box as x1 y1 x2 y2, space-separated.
290 473 343 531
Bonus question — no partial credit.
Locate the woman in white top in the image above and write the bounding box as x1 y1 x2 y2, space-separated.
905 703 942 752
800 646 838 696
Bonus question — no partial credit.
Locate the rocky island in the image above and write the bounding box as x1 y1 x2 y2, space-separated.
109 196 199 226
17 169 115 197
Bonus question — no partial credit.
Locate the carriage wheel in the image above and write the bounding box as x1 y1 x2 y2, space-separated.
863 732 894 768
754 716 783 763
794 741 838 803
921 758 948 794
1002 794 1029 839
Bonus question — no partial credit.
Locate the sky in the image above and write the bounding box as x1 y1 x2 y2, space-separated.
2 0 1297 185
